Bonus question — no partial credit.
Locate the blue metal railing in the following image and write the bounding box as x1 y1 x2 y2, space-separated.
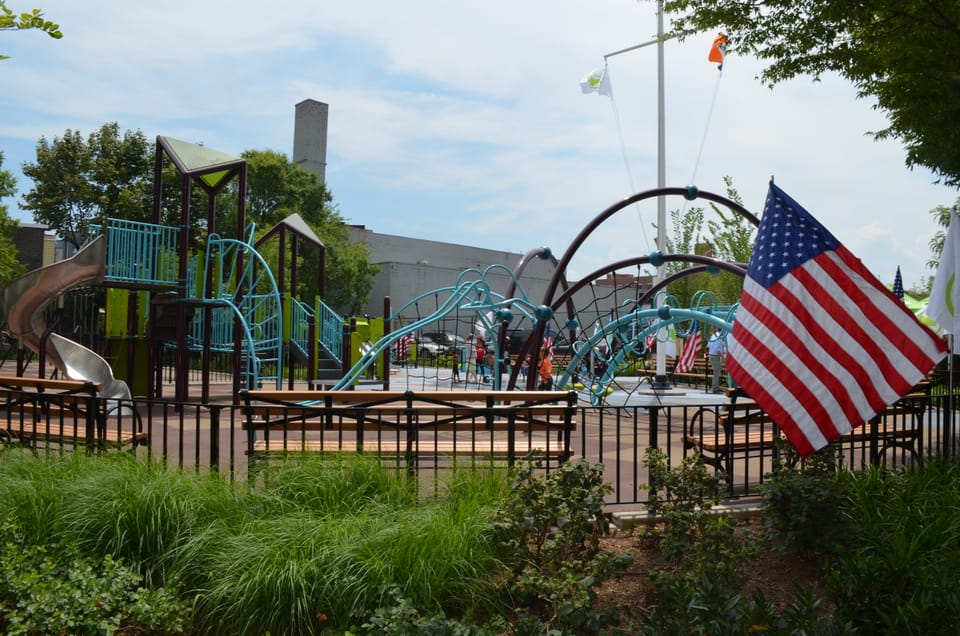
315 297 343 363
91 220 179 287
203 229 283 390
290 298 312 359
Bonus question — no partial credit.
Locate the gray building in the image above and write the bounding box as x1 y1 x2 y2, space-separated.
347 225 553 322
347 225 652 346
12 223 55 272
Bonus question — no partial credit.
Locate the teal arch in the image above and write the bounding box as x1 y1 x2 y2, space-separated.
203 228 284 390
333 264 551 390
556 306 738 405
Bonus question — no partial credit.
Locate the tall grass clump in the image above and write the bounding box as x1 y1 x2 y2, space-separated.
174 457 511 635
0 448 91 545
826 459 960 633
250 453 420 515
55 452 209 582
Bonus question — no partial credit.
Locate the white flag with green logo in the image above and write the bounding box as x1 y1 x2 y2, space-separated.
579 67 611 97
926 209 960 351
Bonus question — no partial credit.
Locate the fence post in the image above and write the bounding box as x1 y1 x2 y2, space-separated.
208 405 221 473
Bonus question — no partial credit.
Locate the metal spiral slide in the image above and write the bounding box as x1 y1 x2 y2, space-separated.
0 235 133 402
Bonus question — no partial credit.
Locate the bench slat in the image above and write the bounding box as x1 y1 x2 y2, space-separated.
251 438 568 457
4 423 147 447
0 376 142 451
685 382 930 477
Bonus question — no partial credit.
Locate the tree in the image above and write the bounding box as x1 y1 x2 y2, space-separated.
704 176 754 303
663 177 753 308
0 151 26 283
20 123 152 249
21 127 376 313
1 1 61 59
657 1 960 187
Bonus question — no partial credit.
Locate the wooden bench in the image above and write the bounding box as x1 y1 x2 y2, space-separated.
684 382 932 478
683 389 777 476
669 356 713 388
238 389 578 467
0 375 146 451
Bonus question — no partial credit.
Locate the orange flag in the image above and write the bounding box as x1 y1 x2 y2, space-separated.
708 33 729 69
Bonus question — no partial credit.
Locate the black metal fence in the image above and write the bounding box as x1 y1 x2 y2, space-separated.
1 385 956 511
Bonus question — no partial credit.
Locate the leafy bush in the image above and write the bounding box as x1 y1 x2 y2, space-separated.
638 448 846 634
759 438 849 552
643 447 756 583
497 454 632 633
0 519 189 635
353 588 502 635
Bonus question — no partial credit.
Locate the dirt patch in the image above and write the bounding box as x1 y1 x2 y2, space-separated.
595 516 830 617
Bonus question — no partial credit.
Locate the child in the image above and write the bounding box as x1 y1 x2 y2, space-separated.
538 349 553 390
475 337 486 382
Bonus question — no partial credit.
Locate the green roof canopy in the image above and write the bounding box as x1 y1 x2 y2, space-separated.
158 136 244 190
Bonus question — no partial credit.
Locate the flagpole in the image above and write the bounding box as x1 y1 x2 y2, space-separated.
603 1 671 390
949 334 955 455
654 2 669 390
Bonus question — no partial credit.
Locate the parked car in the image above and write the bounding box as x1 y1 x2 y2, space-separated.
415 335 443 359
421 332 465 354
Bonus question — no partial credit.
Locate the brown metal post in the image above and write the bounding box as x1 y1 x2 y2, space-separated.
383 297 391 391
175 172 191 405
307 313 316 389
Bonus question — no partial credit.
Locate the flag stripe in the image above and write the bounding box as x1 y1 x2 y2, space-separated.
724 337 823 455
791 254 900 404
831 249 945 380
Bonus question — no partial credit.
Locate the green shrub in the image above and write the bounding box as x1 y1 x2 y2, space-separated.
497 454 632 633
354 588 502 635
638 572 847 636
826 460 960 633
759 438 849 553
0 518 189 635
643 448 756 583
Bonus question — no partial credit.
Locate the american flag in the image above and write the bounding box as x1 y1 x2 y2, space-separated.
644 320 658 352
893 266 904 300
542 324 554 361
726 183 946 456
394 333 414 359
674 323 701 373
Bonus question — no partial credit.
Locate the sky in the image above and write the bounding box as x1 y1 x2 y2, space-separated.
1 0 957 293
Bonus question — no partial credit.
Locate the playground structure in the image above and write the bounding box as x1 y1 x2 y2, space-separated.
0 129 761 406
339 187 759 404
0 137 346 404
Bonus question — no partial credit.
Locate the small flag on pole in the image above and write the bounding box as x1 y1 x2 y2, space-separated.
726 183 946 457
708 33 729 70
892 266 904 300
394 333 414 359
674 323 702 373
579 67 612 97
